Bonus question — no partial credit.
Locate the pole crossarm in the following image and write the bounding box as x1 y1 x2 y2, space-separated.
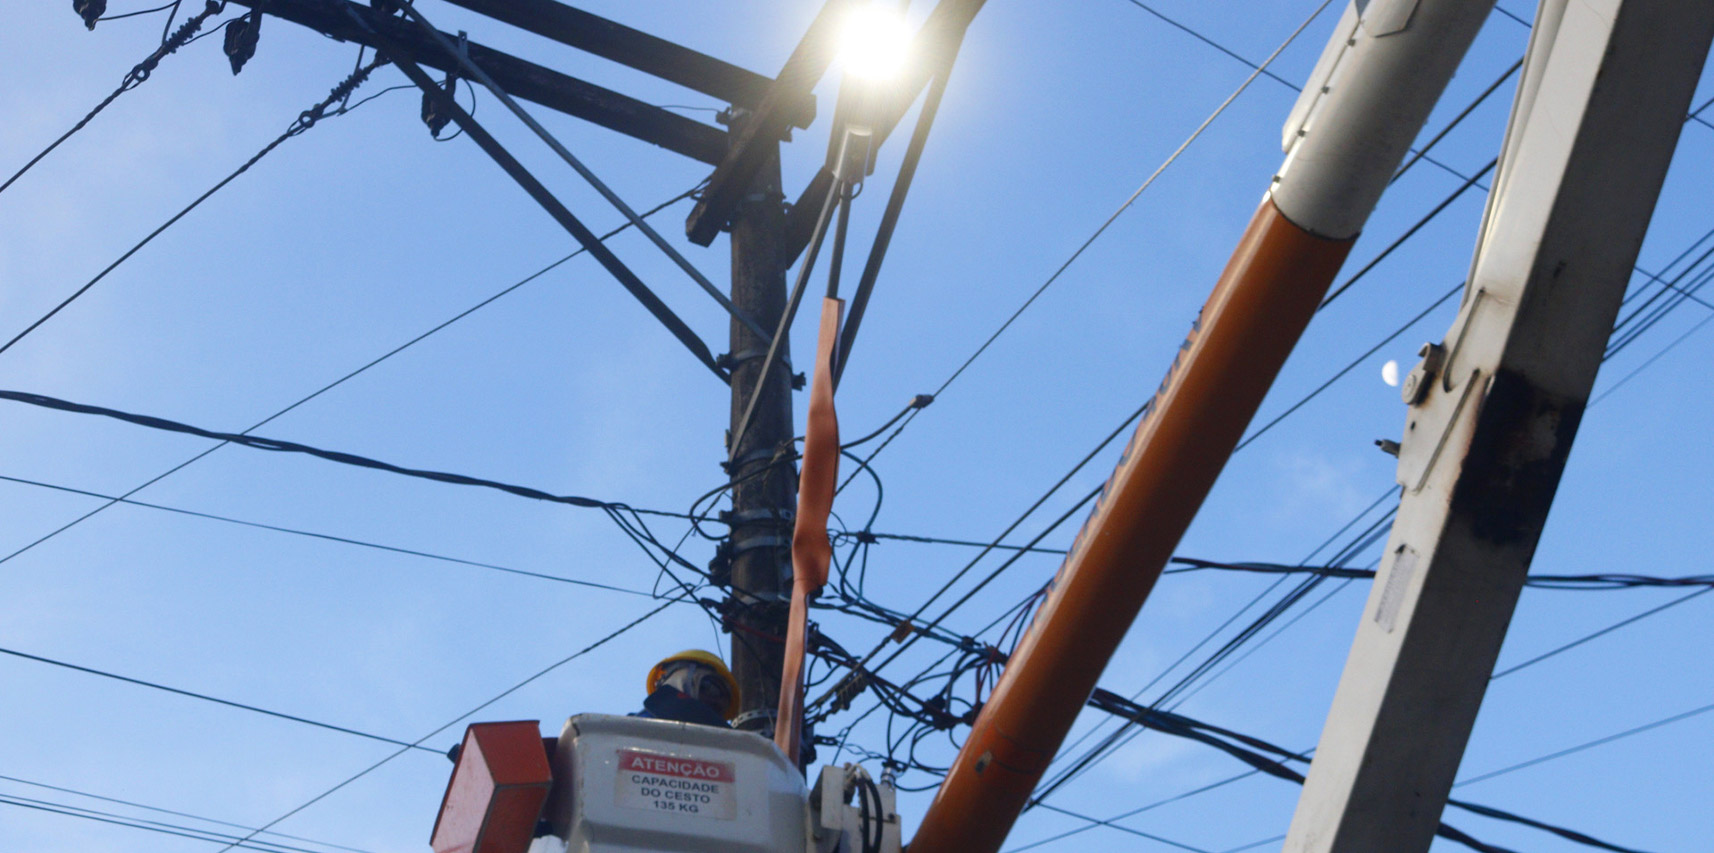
354 24 729 381
684 0 854 246
439 0 815 130
228 0 729 164
1284 2 1714 851
394 0 777 348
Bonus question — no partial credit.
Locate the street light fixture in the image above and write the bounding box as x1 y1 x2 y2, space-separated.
838 4 912 82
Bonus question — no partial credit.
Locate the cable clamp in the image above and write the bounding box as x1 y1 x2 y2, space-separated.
718 348 804 389
721 507 793 528
731 533 790 557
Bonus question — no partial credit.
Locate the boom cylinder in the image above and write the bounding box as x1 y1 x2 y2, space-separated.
907 2 1495 850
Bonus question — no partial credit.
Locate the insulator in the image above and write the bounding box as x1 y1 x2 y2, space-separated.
420 75 460 137
223 13 261 75
74 0 106 30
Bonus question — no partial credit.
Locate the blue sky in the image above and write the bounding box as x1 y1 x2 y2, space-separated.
2 1 1711 852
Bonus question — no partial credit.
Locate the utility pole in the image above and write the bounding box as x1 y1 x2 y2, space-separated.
724 135 795 736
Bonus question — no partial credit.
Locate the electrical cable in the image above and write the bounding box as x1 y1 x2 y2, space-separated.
1120 0 1502 187
0 179 703 570
0 56 387 357
0 472 659 597
0 794 327 853
1047 210 1714 787
1080 692 1648 853
1489 586 1712 680
1590 311 1714 406
208 596 681 853
1031 507 1397 801
1453 699 1714 789
97 1 183 23
0 388 698 517
0 0 224 198
0 773 371 853
808 398 1151 713
0 645 441 753
833 0 1337 496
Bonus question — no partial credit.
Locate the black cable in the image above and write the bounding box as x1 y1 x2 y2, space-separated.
0 794 323 853
1167 557 1714 590
1238 279 1463 451
1317 157 1497 312
835 0 1335 493
0 182 702 571
0 0 224 198
0 472 659 597
1490 587 1712 680
0 773 371 853
1454 699 1714 788
210 596 679 853
0 645 441 753
0 56 387 356
1084 692 1649 853
97 1 183 22
1034 493 1399 800
809 398 1151 713
1121 0 1503 188
0 388 686 516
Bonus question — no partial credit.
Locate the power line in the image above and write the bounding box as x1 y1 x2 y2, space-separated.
0 793 329 853
0 184 699 569
0 57 388 356
1490 587 1713 680
0 773 371 853
0 472 661 597
208 595 679 853
1590 311 1714 406
1078 693 1650 853
1453 699 1714 788
0 644 443 753
0 388 681 516
1118 0 1499 187
837 0 1337 494
0 0 223 197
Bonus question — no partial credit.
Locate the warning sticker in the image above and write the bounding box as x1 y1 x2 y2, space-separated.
614 749 737 820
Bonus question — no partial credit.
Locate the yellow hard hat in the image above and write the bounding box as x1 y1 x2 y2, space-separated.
646 650 741 721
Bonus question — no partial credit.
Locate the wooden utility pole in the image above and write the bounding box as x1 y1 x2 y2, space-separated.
724 138 795 736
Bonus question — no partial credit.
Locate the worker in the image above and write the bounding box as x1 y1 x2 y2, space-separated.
636 650 741 728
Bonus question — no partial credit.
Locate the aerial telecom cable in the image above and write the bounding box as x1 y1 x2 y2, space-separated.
0 56 389 357
1 0 227 198
0 183 701 568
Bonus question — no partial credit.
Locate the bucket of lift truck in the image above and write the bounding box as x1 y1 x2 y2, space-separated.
430 721 555 853
432 715 900 853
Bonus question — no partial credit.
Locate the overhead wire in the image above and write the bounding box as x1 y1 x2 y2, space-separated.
0 645 444 754
95 1 184 23
835 0 1338 495
208 596 681 853
0 0 225 198
0 793 332 853
0 773 370 853
0 55 389 356
0 472 660 597
0 183 701 568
